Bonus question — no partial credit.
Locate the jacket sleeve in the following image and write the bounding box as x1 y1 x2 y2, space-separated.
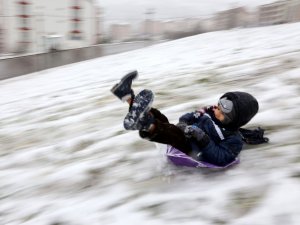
179 112 198 125
199 135 243 166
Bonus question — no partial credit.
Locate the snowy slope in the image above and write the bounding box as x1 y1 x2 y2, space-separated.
0 23 300 225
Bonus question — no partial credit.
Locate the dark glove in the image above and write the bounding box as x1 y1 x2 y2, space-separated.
176 122 188 132
184 125 206 142
179 112 196 125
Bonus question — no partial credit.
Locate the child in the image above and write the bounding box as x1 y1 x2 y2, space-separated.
111 71 259 167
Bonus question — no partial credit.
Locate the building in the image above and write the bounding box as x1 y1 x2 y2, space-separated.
0 0 4 54
287 0 300 22
246 10 260 27
201 17 217 32
258 0 300 26
258 0 290 26
215 7 249 30
162 20 179 34
162 19 203 38
0 0 101 54
182 18 203 32
109 23 132 42
0 26 3 53
141 19 165 39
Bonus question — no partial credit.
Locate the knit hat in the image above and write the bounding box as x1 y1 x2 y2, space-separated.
219 91 259 130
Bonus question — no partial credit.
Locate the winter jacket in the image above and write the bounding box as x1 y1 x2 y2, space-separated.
179 108 243 166
178 91 259 166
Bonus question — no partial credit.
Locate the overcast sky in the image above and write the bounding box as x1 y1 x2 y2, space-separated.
96 0 275 24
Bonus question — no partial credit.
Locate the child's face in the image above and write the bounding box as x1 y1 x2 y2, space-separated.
213 104 225 122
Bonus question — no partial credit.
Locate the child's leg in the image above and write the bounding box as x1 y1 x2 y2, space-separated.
139 120 192 155
126 98 134 111
121 89 191 154
149 108 169 123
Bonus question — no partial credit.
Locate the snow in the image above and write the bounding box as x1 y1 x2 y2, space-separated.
1 23 300 225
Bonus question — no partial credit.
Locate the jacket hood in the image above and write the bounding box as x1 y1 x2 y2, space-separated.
220 91 259 130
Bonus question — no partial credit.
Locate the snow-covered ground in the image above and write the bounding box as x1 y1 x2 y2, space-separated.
0 23 300 225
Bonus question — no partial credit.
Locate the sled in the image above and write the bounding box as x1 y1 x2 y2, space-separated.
166 145 239 169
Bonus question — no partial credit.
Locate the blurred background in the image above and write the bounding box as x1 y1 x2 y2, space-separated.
1 0 300 79
1 1 300 225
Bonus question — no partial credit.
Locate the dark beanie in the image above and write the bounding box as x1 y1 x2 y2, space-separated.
219 91 259 130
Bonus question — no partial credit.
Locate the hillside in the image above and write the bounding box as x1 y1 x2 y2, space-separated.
0 23 300 225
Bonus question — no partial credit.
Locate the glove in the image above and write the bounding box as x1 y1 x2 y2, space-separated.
184 125 206 142
179 110 205 124
176 122 188 132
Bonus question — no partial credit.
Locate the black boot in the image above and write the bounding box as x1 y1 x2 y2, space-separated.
111 70 138 102
137 112 155 131
123 89 154 130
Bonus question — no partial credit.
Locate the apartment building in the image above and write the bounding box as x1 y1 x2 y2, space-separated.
162 20 179 34
246 10 260 27
287 0 300 21
0 0 101 54
182 18 203 32
215 7 249 30
163 19 201 33
141 19 166 39
201 17 217 32
258 0 290 26
259 0 300 26
0 0 4 54
110 23 132 42
0 23 3 54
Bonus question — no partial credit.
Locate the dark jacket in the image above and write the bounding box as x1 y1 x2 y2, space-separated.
178 91 259 166
179 108 243 166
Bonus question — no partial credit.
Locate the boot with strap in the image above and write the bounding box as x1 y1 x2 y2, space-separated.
111 70 138 102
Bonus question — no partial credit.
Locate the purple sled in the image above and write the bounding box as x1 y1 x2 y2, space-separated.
166 145 239 169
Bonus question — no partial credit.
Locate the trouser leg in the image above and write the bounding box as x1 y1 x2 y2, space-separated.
149 108 169 123
139 108 192 155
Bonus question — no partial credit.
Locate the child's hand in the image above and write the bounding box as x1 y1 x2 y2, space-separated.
184 125 206 141
176 122 188 132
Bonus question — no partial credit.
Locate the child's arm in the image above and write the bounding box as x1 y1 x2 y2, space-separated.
179 111 201 125
200 136 243 166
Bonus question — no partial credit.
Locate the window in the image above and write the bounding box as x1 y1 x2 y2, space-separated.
16 1 32 51
70 0 83 40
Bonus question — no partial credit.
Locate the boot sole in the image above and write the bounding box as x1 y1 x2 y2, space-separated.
124 89 154 130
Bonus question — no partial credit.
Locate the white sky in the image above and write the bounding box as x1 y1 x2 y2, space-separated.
96 0 275 24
